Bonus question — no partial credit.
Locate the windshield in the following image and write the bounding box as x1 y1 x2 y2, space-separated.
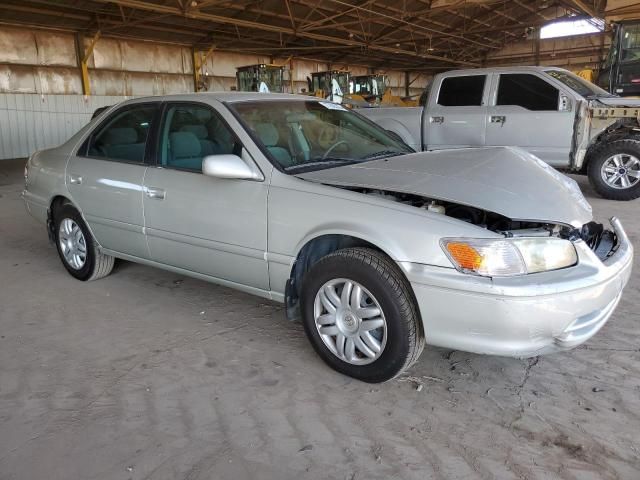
351 76 386 97
545 69 613 97
230 100 413 173
621 23 640 64
237 66 283 93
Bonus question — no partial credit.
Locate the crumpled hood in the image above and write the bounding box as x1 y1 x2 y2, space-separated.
297 147 592 227
593 96 640 108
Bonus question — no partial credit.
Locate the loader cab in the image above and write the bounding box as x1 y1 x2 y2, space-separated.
236 64 286 93
308 70 350 103
349 74 387 101
597 21 640 96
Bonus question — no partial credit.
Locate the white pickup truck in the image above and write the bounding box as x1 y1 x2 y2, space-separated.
360 66 640 200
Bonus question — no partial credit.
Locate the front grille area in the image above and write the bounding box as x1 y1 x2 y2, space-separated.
579 221 618 261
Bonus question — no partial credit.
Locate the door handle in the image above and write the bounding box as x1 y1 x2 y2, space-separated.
490 115 506 124
69 174 82 185
145 187 166 200
431 116 444 124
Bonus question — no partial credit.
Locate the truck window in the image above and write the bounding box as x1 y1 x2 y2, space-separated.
497 74 558 111
437 75 486 106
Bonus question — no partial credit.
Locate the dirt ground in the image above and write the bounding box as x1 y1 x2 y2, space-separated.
1 159 639 480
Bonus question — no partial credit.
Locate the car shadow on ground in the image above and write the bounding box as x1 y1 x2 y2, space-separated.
2 160 639 478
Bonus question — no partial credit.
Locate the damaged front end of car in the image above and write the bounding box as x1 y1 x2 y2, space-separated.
290 147 632 355
347 186 621 270
339 185 632 356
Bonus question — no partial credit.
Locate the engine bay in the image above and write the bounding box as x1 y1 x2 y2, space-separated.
348 187 566 235
348 187 619 261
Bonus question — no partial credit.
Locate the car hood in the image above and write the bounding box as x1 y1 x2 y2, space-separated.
296 147 592 227
593 96 640 107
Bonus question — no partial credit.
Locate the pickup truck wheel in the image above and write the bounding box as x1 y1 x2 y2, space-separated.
300 247 424 383
54 204 115 281
587 139 640 200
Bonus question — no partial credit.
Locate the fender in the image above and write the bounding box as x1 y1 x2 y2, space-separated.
284 228 403 322
370 118 418 149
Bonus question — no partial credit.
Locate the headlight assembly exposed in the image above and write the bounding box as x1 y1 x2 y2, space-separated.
441 237 578 277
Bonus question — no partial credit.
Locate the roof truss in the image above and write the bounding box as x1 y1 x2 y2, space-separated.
0 0 606 71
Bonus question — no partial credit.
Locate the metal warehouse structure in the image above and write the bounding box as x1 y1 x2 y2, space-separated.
0 0 627 158
0 0 614 71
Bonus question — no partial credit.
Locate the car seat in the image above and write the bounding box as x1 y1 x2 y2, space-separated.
168 131 203 171
101 127 145 161
254 123 293 167
180 125 218 156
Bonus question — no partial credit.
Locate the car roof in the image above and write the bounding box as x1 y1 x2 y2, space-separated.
119 91 314 105
438 65 571 76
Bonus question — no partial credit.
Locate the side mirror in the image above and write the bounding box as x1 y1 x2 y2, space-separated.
559 93 572 112
202 154 262 180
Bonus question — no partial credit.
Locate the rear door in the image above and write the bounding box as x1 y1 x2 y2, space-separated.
142 101 270 290
424 74 488 150
485 72 574 167
67 103 159 258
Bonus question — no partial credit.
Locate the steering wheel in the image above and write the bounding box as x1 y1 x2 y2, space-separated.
322 140 349 160
318 124 348 159
318 124 339 148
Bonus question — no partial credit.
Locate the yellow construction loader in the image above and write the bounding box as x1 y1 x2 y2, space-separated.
349 74 419 107
236 64 287 93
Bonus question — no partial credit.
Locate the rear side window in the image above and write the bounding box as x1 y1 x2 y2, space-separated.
497 74 559 111
87 105 157 163
437 75 486 106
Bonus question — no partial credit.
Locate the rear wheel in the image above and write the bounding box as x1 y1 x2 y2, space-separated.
300 248 424 383
587 139 640 200
53 204 114 281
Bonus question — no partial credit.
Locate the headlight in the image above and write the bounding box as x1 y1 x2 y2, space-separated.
441 237 577 277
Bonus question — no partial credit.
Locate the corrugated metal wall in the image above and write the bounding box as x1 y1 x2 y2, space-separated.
0 25 427 98
86 36 193 96
0 94 127 159
0 27 81 95
0 24 429 160
0 27 194 96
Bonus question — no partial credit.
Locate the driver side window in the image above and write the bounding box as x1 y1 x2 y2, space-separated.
160 104 238 173
497 74 559 111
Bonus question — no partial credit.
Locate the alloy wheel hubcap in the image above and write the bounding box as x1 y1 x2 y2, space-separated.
601 154 640 189
58 218 87 270
313 278 387 365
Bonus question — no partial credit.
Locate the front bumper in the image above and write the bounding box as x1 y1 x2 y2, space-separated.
400 218 633 357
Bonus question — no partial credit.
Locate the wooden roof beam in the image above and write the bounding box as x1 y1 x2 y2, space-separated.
564 0 600 18
89 0 480 66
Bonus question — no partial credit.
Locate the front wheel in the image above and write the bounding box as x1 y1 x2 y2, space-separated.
587 139 640 200
300 248 424 383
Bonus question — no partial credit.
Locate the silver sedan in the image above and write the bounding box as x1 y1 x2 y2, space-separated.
22 93 633 382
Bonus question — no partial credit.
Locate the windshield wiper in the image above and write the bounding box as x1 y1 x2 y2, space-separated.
284 158 357 172
284 151 404 173
360 149 404 160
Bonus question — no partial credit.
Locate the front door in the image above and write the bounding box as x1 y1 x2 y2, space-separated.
485 73 574 167
66 103 159 258
142 101 269 290
425 73 488 150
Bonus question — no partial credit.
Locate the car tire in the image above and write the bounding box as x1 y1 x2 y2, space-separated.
53 203 114 281
300 247 424 383
587 139 640 200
